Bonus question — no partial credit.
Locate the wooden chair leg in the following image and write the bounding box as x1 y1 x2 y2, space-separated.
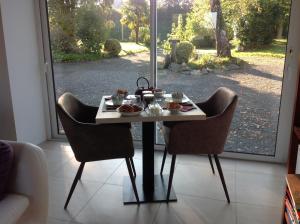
167 155 176 202
208 154 215 174
129 157 136 177
64 162 85 209
125 158 140 203
214 155 230 203
78 162 85 180
160 147 168 175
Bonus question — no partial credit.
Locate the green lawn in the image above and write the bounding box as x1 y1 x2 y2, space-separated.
53 42 149 63
232 39 287 59
119 42 149 56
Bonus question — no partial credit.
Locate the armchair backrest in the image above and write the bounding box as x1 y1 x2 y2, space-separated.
56 93 134 162
57 92 95 124
168 87 238 155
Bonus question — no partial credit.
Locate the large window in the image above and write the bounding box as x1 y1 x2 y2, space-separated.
40 0 291 161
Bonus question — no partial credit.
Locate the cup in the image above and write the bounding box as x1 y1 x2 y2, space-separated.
172 92 183 103
143 93 154 107
134 95 143 108
153 89 166 99
111 94 123 106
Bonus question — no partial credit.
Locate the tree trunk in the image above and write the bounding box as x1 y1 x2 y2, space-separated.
135 27 139 44
277 20 284 39
210 0 231 57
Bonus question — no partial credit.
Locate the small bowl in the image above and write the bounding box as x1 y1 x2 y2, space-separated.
153 89 165 98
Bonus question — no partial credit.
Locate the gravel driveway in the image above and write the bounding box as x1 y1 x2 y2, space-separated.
53 52 284 156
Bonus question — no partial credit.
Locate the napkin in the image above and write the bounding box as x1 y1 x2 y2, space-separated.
180 105 196 112
104 105 119 111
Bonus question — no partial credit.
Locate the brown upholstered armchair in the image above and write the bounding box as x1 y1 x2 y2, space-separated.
161 87 238 203
57 93 139 208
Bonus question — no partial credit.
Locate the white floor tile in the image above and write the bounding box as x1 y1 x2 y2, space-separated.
48 177 103 221
172 163 236 202
236 203 282 224
106 156 171 186
236 160 286 177
48 218 82 224
155 194 236 224
43 141 286 224
74 184 160 224
52 158 123 183
178 155 236 171
236 171 285 207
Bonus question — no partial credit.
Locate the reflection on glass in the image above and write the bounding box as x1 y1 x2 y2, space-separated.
156 0 290 156
47 0 151 140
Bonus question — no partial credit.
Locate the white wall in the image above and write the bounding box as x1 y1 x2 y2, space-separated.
0 0 48 144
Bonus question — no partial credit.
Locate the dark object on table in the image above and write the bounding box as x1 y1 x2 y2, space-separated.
135 76 153 99
57 92 139 208
160 87 238 203
0 141 14 200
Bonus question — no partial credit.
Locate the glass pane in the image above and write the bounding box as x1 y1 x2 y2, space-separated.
46 0 150 140
156 0 291 156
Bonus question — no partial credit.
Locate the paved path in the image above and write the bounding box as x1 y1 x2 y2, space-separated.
54 52 284 156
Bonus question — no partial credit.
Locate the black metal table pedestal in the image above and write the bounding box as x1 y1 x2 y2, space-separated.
123 122 177 204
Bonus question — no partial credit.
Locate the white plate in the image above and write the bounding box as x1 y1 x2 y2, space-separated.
105 100 122 106
168 105 183 113
126 95 137 100
117 108 142 116
164 97 189 103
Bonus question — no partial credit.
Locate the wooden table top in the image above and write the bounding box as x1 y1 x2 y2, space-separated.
96 94 206 124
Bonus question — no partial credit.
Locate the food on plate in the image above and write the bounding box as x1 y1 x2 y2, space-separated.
118 104 142 113
168 102 181 110
116 89 128 96
132 105 142 112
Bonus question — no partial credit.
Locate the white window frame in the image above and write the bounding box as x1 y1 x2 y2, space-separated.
37 0 300 163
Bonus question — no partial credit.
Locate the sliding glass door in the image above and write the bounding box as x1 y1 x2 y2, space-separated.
155 0 291 161
42 0 151 140
40 0 292 162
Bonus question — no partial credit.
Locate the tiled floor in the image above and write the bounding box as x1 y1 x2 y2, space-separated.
40 141 287 224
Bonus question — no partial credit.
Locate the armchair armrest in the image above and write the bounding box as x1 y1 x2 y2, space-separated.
5 141 48 224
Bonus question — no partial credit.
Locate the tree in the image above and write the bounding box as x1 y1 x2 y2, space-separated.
185 0 214 41
275 0 290 38
170 14 186 40
76 5 109 53
120 0 149 44
48 0 78 53
158 0 193 11
157 0 192 41
210 0 231 57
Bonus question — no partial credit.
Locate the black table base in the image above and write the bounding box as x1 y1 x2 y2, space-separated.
123 175 177 204
123 122 177 204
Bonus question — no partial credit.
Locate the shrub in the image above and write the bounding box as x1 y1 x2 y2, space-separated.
189 55 242 69
76 6 109 53
129 27 150 47
191 36 215 49
104 39 122 56
175 41 194 64
236 0 280 49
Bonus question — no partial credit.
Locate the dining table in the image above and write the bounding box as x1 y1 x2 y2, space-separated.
96 94 206 204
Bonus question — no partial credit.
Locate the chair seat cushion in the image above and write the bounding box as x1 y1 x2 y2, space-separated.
0 141 14 200
0 194 29 224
